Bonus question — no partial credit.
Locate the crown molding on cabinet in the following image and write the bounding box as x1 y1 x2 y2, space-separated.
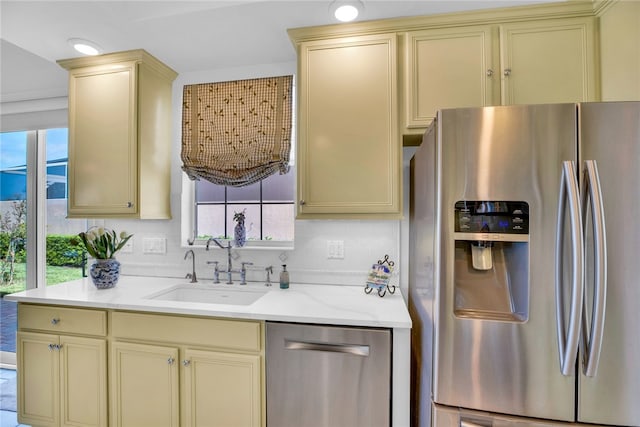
288 1 597 43
57 49 177 82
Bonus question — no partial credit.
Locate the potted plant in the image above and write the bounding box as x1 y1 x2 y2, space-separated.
78 227 132 288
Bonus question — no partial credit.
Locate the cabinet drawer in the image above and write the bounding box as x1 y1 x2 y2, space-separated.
18 304 107 336
111 312 262 352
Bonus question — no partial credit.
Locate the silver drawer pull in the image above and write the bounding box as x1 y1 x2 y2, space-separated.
51 318 60 325
182 360 191 367
285 339 369 356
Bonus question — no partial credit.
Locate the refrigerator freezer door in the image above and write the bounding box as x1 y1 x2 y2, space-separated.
433 104 577 421
578 102 640 426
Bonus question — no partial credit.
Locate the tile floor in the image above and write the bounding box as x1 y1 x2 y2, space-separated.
1 298 25 426
0 369 24 427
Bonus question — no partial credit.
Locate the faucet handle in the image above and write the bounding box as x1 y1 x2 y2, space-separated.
207 261 220 284
239 262 253 286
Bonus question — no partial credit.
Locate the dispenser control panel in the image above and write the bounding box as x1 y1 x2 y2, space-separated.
454 201 529 234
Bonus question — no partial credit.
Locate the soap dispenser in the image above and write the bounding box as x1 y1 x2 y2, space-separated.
279 265 289 289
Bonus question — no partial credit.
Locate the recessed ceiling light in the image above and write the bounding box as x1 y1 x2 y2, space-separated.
329 1 364 23
67 38 102 56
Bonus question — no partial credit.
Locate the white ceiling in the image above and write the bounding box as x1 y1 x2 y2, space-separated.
0 0 562 105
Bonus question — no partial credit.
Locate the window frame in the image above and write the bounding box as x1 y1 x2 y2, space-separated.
181 172 296 250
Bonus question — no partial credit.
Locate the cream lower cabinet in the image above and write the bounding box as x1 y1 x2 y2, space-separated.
110 341 179 427
110 311 264 427
182 348 261 427
292 32 401 219
403 16 598 131
16 305 108 427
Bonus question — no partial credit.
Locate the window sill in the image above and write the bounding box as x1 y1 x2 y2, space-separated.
183 239 294 251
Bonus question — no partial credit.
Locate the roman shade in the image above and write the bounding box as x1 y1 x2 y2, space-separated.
181 75 293 187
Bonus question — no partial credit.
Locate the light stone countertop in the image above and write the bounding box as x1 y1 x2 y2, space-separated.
6 275 412 329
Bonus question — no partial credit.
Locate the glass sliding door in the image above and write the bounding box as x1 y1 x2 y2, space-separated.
0 130 30 368
0 128 86 368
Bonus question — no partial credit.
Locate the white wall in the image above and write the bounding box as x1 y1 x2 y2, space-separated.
99 61 411 297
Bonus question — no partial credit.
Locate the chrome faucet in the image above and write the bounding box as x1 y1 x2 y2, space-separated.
184 250 197 283
206 237 235 284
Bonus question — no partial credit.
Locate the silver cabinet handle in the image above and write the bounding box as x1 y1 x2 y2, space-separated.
182 360 191 367
503 68 511 76
486 69 494 77
285 339 369 357
48 343 55 351
51 318 60 325
555 160 584 376
127 202 133 208
167 357 175 365
299 200 306 206
580 160 607 377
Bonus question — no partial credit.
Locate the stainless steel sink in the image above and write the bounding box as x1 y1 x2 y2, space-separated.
145 284 267 306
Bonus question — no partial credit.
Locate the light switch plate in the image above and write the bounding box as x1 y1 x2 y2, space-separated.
327 240 344 259
143 237 166 254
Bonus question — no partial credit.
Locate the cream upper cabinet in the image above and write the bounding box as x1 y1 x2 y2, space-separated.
110 311 264 427
57 50 177 219
402 16 598 131
499 17 598 105
402 26 497 130
16 305 108 427
293 33 401 219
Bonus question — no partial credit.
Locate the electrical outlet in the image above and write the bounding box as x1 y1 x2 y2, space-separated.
143 237 166 254
327 240 344 259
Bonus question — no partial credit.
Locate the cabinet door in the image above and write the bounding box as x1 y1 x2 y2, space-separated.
17 332 59 427
59 336 107 427
403 26 496 129
182 349 261 427
67 62 138 217
111 341 179 427
297 33 400 218
499 17 598 105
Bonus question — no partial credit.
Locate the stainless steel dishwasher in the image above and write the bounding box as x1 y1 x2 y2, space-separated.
266 322 391 427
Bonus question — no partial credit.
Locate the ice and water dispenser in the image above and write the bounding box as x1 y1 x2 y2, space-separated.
453 201 529 322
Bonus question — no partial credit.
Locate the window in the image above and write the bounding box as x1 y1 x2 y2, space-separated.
194 165 295 243
183 76 297 247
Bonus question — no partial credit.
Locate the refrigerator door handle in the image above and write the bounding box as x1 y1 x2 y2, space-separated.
580 160 607 377
555 160 585 376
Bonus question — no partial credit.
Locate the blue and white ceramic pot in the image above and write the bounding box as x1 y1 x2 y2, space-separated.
90 258 121 289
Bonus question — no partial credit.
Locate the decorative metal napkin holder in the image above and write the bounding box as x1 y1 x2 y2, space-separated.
364 255 397 297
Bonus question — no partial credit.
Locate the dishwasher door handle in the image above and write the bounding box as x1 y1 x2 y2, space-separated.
284 339 370 356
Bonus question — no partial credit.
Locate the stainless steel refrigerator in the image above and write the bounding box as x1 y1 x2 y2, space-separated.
409 102 640 427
